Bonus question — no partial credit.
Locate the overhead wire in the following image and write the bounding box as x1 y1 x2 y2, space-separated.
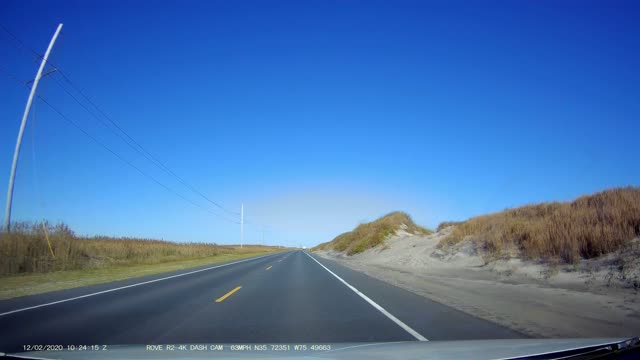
1 23 281 235
0 22 241 219
37 95 241 224
48 75 240 218
52 73 241 217
0 23 43 62
1 65 240 224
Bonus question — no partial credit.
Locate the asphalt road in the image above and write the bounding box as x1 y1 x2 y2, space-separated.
0 250 524 353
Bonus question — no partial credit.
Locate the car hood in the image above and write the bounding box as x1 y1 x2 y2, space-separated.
3 338 636 360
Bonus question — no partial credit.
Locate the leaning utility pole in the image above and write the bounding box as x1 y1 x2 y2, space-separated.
240 203 244 248
4 23 63 232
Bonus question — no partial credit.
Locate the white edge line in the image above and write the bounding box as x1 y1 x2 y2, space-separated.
304 252 428 341
0 252 285 317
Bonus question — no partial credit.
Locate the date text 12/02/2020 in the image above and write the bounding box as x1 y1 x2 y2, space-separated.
22 345 108 352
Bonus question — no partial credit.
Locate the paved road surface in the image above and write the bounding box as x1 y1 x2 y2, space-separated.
0 251 524 353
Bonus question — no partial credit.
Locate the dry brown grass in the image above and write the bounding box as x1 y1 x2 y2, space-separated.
437 221 464 232
0 222 282 276
439 187 640 263
313 211 431 255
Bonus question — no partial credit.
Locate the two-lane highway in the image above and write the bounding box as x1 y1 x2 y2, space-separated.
0 251 524 353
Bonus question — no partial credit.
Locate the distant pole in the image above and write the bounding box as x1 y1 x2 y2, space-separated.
240 203 244 248
4 23 63 232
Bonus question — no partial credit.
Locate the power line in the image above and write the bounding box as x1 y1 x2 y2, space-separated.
2 65 240 224
36 95 241 224
0 23 42 61
2 24 279 238
6 69 283 241
1 22 241 218
51 74 240 217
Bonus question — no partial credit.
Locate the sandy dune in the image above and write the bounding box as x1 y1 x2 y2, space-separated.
315 227 640 338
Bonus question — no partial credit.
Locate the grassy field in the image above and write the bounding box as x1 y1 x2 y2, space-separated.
438 187 640 263
313 211 431 255
0 223 285 299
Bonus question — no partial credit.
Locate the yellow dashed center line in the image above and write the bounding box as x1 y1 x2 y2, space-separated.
215 286 242 303
266 266 272 270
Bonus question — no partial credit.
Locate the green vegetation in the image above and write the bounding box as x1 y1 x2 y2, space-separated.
0 222 284 299
439 187 640 264
313 211 431 255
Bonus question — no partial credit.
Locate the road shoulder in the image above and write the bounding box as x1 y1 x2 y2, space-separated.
314 250 639 338
307 252 525 340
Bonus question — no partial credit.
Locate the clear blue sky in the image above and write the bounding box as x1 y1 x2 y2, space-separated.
1 1 638 247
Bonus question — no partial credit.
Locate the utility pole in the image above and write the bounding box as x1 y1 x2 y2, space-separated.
4 24 63 232
240 203 244 248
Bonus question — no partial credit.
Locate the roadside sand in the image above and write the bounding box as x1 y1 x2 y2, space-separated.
315 228 640 338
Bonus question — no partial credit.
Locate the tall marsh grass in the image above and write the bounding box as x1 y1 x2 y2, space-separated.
439 187 640 263
0 222 278 276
